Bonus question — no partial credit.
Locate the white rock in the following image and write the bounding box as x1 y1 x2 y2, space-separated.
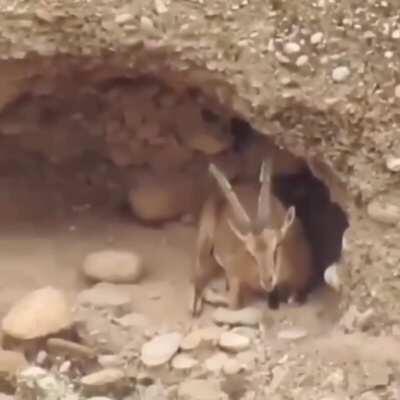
392 29 400 39
115 13 133 24
296 55 309 66
81 368 124 387
219 332 250 352
204 352 230 373
97 355 121 368
83 250 144 284
77 283 132 311
212 307 262 326
36 350 48 365
154 0 168 14
180 327 222 350
324 263 342 291
395 84 400 98
171 354 198 370
141 332 182 367
367 199 400 225
385 156 400 172
277 327 308 340
283 42 301 54
2 286 73 340
140 16 155 32
332 66 351 82
178 379 228 400
310 32 324 44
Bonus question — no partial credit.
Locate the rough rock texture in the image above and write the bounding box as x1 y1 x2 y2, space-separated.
1 1 400 398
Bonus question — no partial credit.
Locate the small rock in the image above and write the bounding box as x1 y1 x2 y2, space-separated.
140 16 155 32
81 368 124 388
203 288 228 307
0 350 28 379
141 332 182 367
171 354 198 370
83 250 144 284
178 379 228 400
367 198 400 225
310 32 324 44
385 156 400 172
283 42 301 54
46 338 96 359
332 66 351 82
219 332 250 352
154 0 168 14
2 286 73 340
363 362 392 388
97 355 121 368
115 13 133 24
222 358 243 375
36 350 48 365
392 29 400 39
181 327 222 351
204 352 230 373
59 360 71 374
277 327 308 340
77 283 132 312
212 307 262 326
296 55 309 66
324 263 342 291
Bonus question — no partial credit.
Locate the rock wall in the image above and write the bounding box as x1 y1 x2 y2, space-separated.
0 0 399 330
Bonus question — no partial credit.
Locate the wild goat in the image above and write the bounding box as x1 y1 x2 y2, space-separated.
191 158 314 316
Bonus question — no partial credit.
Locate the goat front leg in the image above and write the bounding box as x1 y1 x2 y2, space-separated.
227 275 242 309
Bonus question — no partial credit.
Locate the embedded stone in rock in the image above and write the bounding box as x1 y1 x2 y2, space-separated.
171 354 198 370
81 368 125 388
0 350 28 380
277 328 308 340
367 198 400 225
77 283 132 312
178 379 228 400
332 66 351 82
219 332 250 353
212 307 262 326
1 286 73 340
83 250 144 284
141 332 182 367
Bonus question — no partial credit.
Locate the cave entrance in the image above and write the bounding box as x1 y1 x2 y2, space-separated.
0 71 348 332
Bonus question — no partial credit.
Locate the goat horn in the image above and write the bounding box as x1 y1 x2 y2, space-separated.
256 158 272 228
209 163 251 229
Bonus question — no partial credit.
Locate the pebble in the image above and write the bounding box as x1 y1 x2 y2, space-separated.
140 16 155 32
171 354 198 370
367 199 400 225
83 250 144 284
277 327 308 340
222 358 243 375
180 327 222 350
204 352 230 373
36 350 48 365
332 66 351 82
324 263 342 291
219 332 250 352
77 283 132 312
141 332 182 367
114 13 133 24
81 368 125 388
385 156 400 171
310 32 324 44
0 350 28 378
114 312 151 329
296 55 309 66
1 286 73 340
178 379 228 400
154 0 168 14
212 307 262 326
283 42 301 54
97 355 121 368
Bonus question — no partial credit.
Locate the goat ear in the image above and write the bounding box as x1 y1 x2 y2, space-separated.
227 219 248 242
281 206 296 237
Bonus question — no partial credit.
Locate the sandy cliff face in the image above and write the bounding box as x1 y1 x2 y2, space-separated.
0 0 400 398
